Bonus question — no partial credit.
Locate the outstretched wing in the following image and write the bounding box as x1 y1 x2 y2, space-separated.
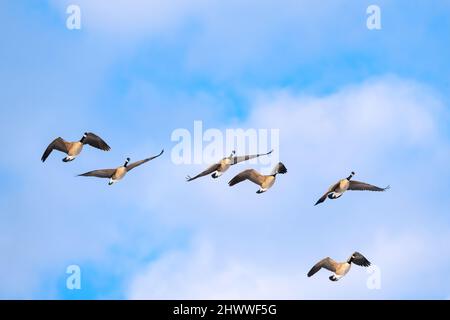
349 180 390 192
126 150 164 172
186 163 221 182
78 169 115 178
271 162 287 175
83 132 111 151
231 150 273 165
351 252 371 267
314 193 329 206
41 137 69 162
307 257 337 277
314 182 339 206
228 169 264 187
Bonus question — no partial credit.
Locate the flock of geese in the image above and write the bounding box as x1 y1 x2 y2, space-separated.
42 131 390 282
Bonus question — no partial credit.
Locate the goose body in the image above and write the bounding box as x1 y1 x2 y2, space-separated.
307 252 371 281
328 178 351 199
186 149 273 181
66 141 84 161
110 166 128 185
41 132 111 162
228 162 287 193
315 172 389 205
78 150 164 185
211 157 233 179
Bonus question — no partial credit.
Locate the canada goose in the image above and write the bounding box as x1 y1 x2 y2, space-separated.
41 132 111 162
314 172 390 206
307 252 371 281
228 162 287 193
186 149 273 182
78 150 164 185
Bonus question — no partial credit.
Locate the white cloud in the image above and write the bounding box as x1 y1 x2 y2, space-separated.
128 238 303 300
128 230 450 299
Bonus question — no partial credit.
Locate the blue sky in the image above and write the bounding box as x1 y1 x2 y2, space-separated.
1 1 450 299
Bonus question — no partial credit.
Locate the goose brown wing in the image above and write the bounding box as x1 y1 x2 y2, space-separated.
126 150 164 172
186 163 221 181
351 252 371 267
78 169 116 178
272 162 287 174
349 180 390 192
41 137 69 162
228 169 264 187
231 150 273 165
307 257 337 277
314 182 339 206
83 132 111 151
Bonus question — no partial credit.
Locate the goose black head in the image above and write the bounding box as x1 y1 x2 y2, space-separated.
124 157 130 167
347 171 355 181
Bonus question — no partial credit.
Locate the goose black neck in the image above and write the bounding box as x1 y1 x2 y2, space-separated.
346 174 354 181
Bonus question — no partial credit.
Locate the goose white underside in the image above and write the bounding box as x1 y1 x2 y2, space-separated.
329 274 345 281
329 192 343 199
212 171 223 178
108 178 118 185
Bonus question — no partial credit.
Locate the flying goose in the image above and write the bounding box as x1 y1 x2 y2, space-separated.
314 172 389 206
228 162 287 193
186 149 273 182
78 150 164 185
307 252 371 281
41 132 111 162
